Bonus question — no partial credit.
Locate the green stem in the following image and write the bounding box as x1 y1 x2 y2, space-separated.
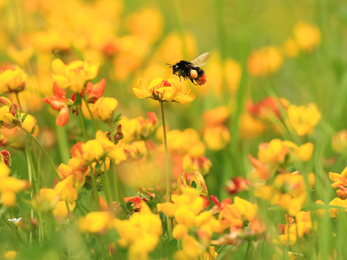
78 107 100 211
160 102 172 240
21 127 61 181
55 124 70 164
78 107 87 142
65 200 71 217
82 92 99 131
25 145 34 244
103 159 113 205
15 92 23 111
90 165 101 211
174 1 188 59
112 164 120 206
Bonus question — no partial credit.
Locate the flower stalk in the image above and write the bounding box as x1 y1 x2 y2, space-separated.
21 127 61 181
160 101 172 240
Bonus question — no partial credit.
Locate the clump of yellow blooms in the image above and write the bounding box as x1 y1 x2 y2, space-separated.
247 46 283 77
0 66 27 94
0 2 345 260
133 78 195 104
287 103 321 136
332 130 347 153
52 59 100 92
274 211 312 246
0 162 29 207
114 202 162 260
293 22 321 52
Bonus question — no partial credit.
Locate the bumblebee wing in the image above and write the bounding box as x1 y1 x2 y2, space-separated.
189 52 210 67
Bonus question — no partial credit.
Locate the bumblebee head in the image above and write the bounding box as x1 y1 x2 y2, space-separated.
167 63 180 74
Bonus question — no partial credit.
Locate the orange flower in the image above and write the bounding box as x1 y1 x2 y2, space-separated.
203 107 229 126
42 83 73 127
83 78 106 103
248 97 289 120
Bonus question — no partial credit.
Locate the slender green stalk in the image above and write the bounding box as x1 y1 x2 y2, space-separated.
213 0 228 100
21 127 61 181
82 92 99 131
112 164 120 206
160 102 172 240
55 124 70 164
25 145 34 244
174 1 188 59
15 92 23 111
89 165 101 211
78 107 100 211
78 107 87 142
103 159 113 205
65 201 71 217
108 122 121 207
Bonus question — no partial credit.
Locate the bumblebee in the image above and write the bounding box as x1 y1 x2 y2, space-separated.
168 52 210 85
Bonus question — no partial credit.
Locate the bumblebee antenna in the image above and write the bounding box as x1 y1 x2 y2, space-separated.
166 63 173 68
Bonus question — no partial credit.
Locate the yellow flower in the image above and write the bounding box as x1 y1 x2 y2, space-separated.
203 246 218 260
203 107 229 126
95 130 126 164
128 8 163 43
81 140 104 162
332 130 347 153
172 223 188 240
52 59 100 92
8 45 34 65
0 66 27 94
54 175 78 203
248 46 283 76
4 251 16 260
329 198 347 218
79 211 114 234
293 22 321 52
329 167 347 189
182 155 212 176
203 125 230 151
120 112 158 143
114 202 162 260
283 141 314 162
287 103 321 136
0 100 15 124
161 128 205 157
239 113 266 139
258 139 289 166
22 114 39 138
30 29 70 52
32 188 60 212
82 97 118 123
0 163 29 207
282 38 299 57
133 78 195 104
271 173 308 215
53 201 76 219
160 32 197 63
182 235 204 259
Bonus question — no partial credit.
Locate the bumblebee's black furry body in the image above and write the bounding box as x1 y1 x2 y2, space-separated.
171 60 205 85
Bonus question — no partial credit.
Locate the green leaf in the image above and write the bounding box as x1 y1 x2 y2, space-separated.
126 201 133 210
191 181 197 188
113 113 122 124
21 112 28 122
74 93 82 106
